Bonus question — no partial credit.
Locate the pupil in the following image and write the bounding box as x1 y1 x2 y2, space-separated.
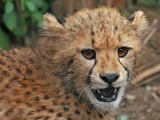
119 48 125 53
87 50 91 54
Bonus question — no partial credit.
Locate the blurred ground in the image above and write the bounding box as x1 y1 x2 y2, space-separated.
113 7 160 120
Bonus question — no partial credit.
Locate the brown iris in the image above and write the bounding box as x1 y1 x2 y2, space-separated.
81 49 96 59
117 47 129 58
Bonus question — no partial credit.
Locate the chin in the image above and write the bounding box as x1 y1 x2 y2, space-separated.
86 85 126 111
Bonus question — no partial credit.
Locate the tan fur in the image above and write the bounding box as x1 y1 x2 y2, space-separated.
0 7 148 120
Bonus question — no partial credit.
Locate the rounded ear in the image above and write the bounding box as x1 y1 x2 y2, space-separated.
129 10 148 38
40 13 66 36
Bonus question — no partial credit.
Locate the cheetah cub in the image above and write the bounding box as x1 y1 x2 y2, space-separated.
0 7 148 120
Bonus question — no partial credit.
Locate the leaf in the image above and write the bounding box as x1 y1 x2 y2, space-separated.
124 11 131 18
5 1 14 14
0 28 9 49
3 11 17 31
12 25 26 37
32 0 44 7
118 115 128 120
32 11 43 25
11 16 27 37
26 1 36 12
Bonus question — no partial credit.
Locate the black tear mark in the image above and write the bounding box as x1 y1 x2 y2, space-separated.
86 60 96 84
118 58 129 79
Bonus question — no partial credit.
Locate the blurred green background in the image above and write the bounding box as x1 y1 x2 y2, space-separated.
0 0 159 50
0 0 50 49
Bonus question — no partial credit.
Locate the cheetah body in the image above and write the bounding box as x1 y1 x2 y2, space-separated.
0 7 148 120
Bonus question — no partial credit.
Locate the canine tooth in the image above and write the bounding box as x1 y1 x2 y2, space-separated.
114 89 117 93
97 90 101 93
112 95 115 98
101 95 104 99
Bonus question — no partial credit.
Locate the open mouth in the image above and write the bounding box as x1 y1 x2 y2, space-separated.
92 87 120 102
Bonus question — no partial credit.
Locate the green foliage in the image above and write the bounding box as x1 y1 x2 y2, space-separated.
0 28 9 49
26 1 36 12
5 1 14 14
123 11 131 18
0 0 48 49
3 10 17 31
139 0 160 7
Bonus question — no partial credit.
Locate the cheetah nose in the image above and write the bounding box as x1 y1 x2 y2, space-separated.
100 73 119 85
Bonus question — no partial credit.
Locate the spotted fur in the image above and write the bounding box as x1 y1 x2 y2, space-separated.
0 7 148 120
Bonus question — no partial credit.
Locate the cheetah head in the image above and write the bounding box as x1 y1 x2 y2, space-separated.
38 7 148 111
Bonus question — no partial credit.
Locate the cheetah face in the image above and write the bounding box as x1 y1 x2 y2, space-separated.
40 8 148 112
81 47 129 111
80 49 128 104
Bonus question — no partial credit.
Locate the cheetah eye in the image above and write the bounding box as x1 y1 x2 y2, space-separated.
117 47 130 58
81 49 96 59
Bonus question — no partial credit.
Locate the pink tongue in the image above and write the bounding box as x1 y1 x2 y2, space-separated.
99 87 114 97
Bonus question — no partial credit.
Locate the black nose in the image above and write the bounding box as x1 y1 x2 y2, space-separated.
100 73 119 84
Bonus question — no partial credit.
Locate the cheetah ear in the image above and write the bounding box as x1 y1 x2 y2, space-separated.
40 13 65 36
129 10 148 37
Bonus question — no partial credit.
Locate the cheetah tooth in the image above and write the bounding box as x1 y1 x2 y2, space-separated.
97 90 101 94
101 95 104 99
112 95 115 98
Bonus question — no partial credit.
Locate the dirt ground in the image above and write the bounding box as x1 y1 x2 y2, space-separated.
113 7 160 120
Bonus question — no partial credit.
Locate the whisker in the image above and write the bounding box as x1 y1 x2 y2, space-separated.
93 103 98 109
78 85 90 100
